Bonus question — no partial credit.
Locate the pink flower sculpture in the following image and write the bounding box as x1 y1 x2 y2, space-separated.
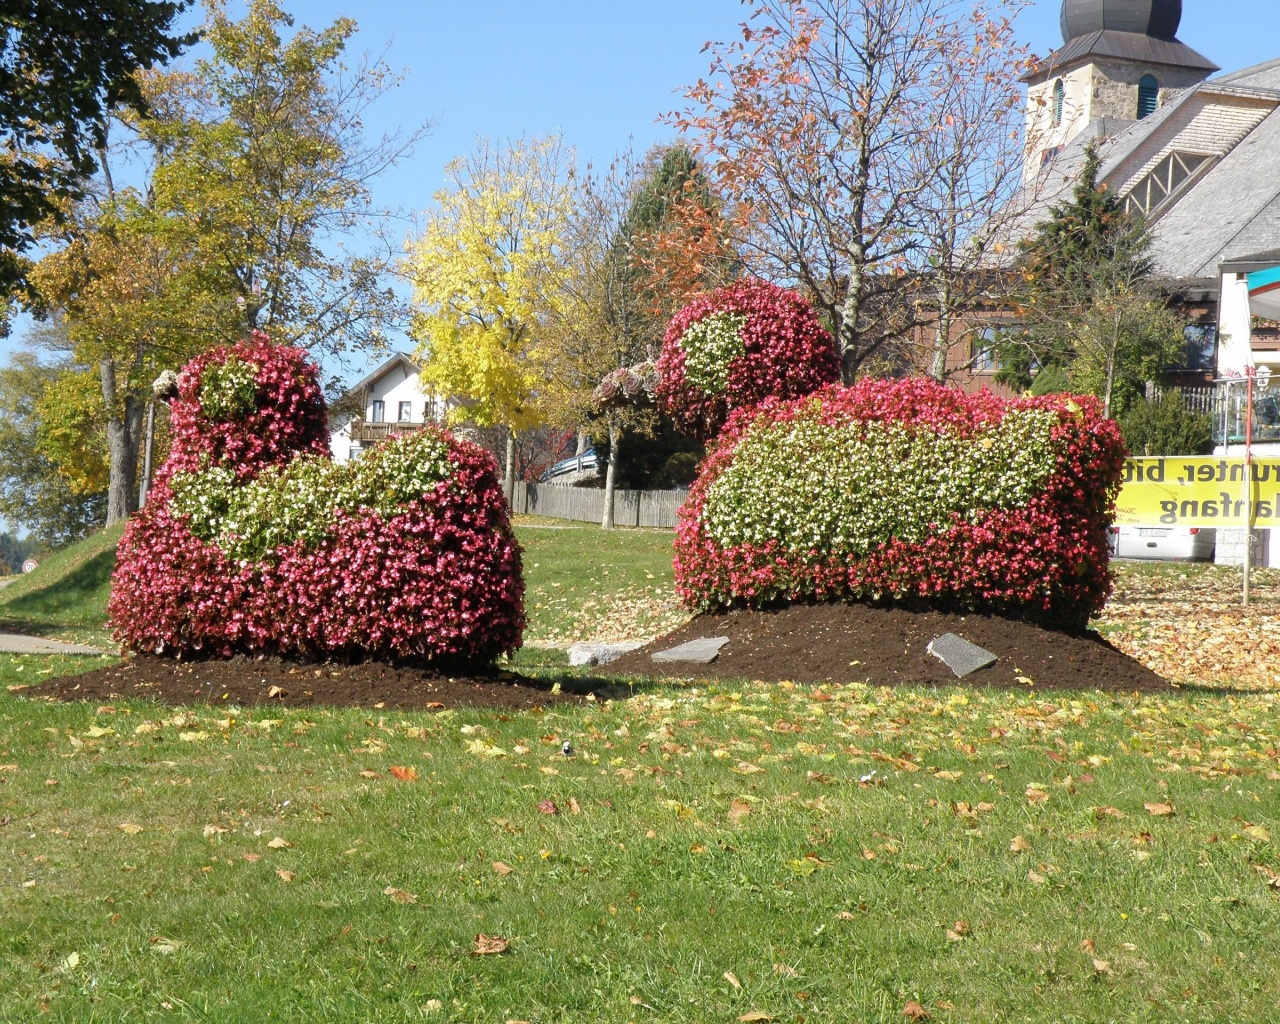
656 278 841 440
674 377 1126 632
111 334 524 662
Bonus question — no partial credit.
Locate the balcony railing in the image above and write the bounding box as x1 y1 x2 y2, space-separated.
350 420 427 443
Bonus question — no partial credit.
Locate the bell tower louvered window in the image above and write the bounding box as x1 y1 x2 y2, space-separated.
1138 74 1159 119
1123 152 1210 217
1051 80 1065 126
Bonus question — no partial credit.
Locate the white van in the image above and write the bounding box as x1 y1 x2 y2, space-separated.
1108 525 1216 561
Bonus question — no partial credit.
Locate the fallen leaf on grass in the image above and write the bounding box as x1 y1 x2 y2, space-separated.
1027 870 1046 884
1242 824 1271 843
276 870 295 882
1025 785 1050 804
733 761 764 775
629 995 655 1009
772 963 797 977
723 970 742 990
1145 802 1175 817
389 766 418 782
118 823 144 835
383 886 418 904
178 731 209 743
902 1001 931 1020
0 764 17 772
537 799 559 815
739 1013 774 1022
242 853 261 863
1092 958 1112 975
266 837 291 849
202 824 229 838
933 770 963 782
472 934 508 955
568 797 581 815
358 770 380 778
1094 806 1126 820
492 861 513 876
150 937 182 955
1080 938 1096 953
946 921 970 942
728 799 753 824
1010 835 1032 853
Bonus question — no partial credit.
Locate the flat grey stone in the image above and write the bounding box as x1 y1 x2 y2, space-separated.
651 636 730 665
926 633 998 678
568 641 644 667
0 632 109 655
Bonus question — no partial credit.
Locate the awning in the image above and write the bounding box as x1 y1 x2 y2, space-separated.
1247 264 1280 321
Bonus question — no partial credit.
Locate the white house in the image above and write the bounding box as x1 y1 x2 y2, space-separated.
327 353 453 460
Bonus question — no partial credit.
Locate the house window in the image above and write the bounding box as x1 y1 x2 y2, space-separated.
972 328 1000 373
1122 151 1210 217
397 401 412 422
1138 74 1159 119
1181 324 1217 370
1051 80 1064 127
371 400 385 423
348 446 363 460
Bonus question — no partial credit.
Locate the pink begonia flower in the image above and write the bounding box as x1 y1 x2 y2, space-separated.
674 377 1125 633
111 335 524 662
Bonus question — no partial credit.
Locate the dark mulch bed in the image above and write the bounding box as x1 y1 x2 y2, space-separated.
22 655 586 710
608 602 1171 693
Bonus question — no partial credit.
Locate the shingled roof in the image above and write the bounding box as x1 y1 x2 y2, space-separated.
1023 29 1219 81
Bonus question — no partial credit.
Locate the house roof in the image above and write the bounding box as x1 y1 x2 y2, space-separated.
343 352 420 398
1001 54 1280 281
1024 29 1218 81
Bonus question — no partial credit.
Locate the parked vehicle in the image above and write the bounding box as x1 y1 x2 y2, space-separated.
1108 525 1216 561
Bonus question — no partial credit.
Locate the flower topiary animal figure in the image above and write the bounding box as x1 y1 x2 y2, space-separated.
111 333 524 662
655 278 841 440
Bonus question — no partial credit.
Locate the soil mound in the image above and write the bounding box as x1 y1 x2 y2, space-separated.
22 655 584 710
608 602 1169 693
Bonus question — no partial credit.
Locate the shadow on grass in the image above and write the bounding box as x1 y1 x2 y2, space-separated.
0 547 116 635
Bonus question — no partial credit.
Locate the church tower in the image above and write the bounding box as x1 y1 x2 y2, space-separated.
1023 0 1217 180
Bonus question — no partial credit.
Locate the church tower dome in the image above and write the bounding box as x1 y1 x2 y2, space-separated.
1061 0 1183 43
1021 0 1216 182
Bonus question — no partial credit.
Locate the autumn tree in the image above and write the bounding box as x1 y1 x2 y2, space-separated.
912 4 1034 381
671 0 1033 379
28 0 423 525
0 349 107 546
0 0 196 310
996 146 1183 417
405 135 575 501
543 146 733 526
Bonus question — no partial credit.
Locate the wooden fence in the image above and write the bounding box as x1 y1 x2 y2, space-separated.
511 482 688 528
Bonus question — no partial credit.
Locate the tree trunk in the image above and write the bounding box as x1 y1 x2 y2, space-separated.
576 429 589 456
1103 314 1121 419
503 427 517 506
930 278 953 382
137 400 156 509
601 418 619 530
101 358 144 526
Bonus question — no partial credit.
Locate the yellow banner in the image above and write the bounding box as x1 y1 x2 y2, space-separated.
1115 457 1280 527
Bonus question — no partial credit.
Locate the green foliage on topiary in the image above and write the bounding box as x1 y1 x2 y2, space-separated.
1029 363 1072 396
169 431 455 563
701 406 1063 554
198 355 260 421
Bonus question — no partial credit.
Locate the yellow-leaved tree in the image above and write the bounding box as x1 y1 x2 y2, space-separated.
405 135 574 499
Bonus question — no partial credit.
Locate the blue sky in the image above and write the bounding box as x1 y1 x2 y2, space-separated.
3 0 1275 368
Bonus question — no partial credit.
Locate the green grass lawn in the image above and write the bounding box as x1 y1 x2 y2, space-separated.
0 524 125 648
3 525 1280 1020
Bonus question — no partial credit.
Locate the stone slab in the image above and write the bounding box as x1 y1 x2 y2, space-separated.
0 632 109 655
651 636 730 665
568 641 645 667
926 633 998 678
